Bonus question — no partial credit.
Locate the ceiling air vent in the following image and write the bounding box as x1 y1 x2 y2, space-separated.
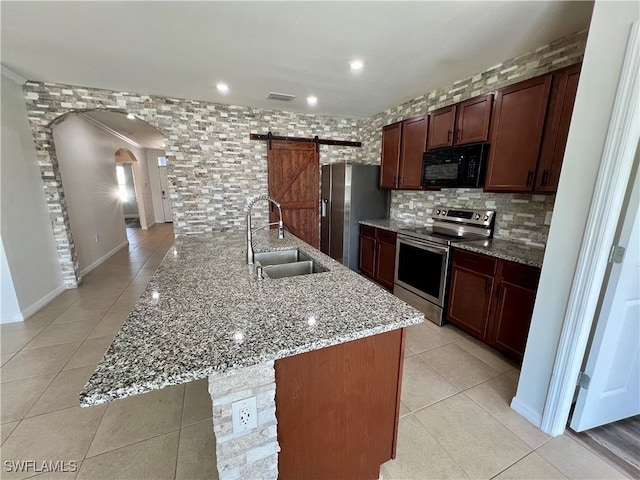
267 92 296 102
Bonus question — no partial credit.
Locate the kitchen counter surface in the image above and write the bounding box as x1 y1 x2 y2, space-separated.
359 218 416 232
454 238 545 268
361 218 545 268
80 229 423 406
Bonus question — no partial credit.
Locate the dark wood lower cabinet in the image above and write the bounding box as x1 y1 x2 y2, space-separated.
275 328 406 479
359 225 397 291
447 249 540 361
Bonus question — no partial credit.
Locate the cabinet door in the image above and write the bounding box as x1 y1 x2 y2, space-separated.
380 122 402 189
427 105 456 150
399 115 428 189
491 281 537 360
447 265 494 340
359 233 376 279
535 63 581 193
374 230 397 290
455 94 493 145
484 75 552 192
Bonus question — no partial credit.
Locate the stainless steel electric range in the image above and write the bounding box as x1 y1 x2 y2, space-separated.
393 208 495 326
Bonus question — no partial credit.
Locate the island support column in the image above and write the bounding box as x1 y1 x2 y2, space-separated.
208 361 280 479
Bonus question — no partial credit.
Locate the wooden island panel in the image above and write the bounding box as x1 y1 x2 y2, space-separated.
275 328 406 479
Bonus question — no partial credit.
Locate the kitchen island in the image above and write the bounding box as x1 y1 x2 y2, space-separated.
80 229 422 479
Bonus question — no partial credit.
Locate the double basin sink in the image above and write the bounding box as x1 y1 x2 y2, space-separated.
254 249 328 279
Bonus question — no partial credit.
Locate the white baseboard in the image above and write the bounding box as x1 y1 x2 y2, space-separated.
18 283 67 321
80 240 129 276
1 311 24 324
510 396 545 431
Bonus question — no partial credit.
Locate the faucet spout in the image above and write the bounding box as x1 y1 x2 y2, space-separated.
246 195 285 264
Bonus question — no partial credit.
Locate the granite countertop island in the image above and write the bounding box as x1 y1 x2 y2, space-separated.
80 229 423 406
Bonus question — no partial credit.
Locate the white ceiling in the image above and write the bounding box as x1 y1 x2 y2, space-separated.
1 1 594 119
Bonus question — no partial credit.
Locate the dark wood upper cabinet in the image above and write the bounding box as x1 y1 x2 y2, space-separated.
535 63 581 193
484 74 552 192
399 115 429 189
427 105 456 150
455 94 493 145
380 116 428 190
380 122 402 189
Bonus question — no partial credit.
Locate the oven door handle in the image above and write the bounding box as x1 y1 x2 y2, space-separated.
397 235 449 255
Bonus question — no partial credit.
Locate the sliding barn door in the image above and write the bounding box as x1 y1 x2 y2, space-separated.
267 140 320 247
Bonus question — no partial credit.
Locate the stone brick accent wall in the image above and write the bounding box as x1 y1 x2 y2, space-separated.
22 83 361 287
208 362 279 479
359 30 587 245
22 29 586 286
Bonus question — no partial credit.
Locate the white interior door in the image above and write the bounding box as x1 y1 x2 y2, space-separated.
570 165 640 432
158 166 173 223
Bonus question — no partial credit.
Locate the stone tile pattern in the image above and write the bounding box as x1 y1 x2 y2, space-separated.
22 29 585 287
208 362 278 480
361 30 587 247
22 84 360 288
80 228 423 406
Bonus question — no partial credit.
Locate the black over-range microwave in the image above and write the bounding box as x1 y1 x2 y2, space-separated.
421 143 489 188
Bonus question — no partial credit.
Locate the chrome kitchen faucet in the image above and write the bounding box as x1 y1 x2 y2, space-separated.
246 195 284 264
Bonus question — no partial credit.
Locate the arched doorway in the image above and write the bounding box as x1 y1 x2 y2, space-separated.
50 110 167 278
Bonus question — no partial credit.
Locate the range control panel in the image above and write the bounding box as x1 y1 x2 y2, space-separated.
432 208 495 227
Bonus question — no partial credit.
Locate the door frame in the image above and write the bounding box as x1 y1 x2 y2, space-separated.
541 21 639 436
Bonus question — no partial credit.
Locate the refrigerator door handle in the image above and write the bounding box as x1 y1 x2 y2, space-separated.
321 199 329 218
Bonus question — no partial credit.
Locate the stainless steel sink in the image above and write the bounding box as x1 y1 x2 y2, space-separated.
253 248 328 279
254 248 310 266
262 260 327 279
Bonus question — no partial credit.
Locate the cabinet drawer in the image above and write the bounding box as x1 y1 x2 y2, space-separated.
360 224 376 238
501 261 540 290
376 228 397 245
452 249 497 276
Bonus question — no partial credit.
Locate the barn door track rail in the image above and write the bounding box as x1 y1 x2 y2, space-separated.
250 132 361 152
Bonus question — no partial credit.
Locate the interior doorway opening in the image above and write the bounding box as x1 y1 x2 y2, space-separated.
115 162 141 228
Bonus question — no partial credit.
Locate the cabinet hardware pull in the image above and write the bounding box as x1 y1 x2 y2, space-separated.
526 170 533 187
485 281 491 295
447 130 452 142
497 285 504 300
541 170 549 187
398 176 402 185
456 129 461 142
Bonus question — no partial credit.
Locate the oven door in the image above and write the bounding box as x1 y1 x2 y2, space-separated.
394 235 449 307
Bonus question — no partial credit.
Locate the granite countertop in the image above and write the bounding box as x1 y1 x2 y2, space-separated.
360 218 545 268
454 238 545 268
80 229 423 406
359 218 416 233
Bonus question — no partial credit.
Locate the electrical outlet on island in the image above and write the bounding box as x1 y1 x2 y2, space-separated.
232 396 258 434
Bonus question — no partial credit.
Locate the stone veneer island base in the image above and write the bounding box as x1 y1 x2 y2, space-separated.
80 230 421 479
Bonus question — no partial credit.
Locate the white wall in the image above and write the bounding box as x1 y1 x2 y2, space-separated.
1 238 24 323
1 72 64 320
513 1 640 426
52 116 147 273
146 149 167 224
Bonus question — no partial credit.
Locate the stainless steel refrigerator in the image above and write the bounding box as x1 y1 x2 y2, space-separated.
320 163 390 272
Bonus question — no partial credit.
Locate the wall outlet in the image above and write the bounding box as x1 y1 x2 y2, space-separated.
232 396 258 434
544 211 553 226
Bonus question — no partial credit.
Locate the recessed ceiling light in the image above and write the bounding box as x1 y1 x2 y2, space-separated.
216 83 229 94
349 60 364 71
307 96 318 106
126 113 135 120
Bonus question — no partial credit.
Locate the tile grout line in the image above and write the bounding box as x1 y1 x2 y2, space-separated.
174 381 188 480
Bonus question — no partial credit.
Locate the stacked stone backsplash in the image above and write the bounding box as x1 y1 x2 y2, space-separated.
392 190 555 247
360 29 587 247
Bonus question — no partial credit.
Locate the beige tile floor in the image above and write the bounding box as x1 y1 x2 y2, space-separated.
0 224 629 479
